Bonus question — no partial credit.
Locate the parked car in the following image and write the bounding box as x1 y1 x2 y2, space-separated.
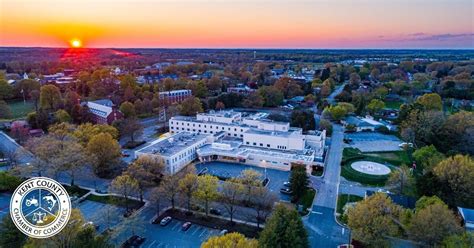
160 216 172 226
210 208 221 215
121 151 131 157
182 222 192 231
219 229 228 236
280 188 293 195
120 235 145 248
283 181 291 187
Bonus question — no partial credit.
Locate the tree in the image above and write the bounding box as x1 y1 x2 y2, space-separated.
290 110 315 132
347 193 402 247
119 101 136 118
318 119 332 136
337 102 355 114
109 174 139 212
0 215 26 248
126 155 164 202
0 80 13 100
442 232 474 248
259 204 308 248
178 173 199 212
73 123 119 146
55 109 72 123
215 101 225 110
400 110 445 148
26 135 62 176
195 175 219 217
220 179 244 223
239 169 262 202
248 186 277 228
0 172 22 192
202 232 258 248
289 164 309 202
415 93 442 111
367 99 385 115
440 111 474 154
52 139 89 185
408 200 462 246
412 145 445 173
158 174 180 210
117 118 143 143
178 97 203 116
386 165 414 195
0 100 12 119
242 92 264 108
433 155 474 206
326 105 347 121
86 133 122 178
258 86 284 107
39 84 61 111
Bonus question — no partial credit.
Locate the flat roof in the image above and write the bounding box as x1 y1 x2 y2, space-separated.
136 132 208 157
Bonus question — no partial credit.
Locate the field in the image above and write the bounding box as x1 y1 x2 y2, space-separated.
5 100 35 119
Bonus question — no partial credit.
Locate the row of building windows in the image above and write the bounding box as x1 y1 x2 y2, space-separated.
171 121 244 133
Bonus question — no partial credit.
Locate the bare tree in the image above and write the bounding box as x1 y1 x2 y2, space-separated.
220 179 244 223
248 186 277 228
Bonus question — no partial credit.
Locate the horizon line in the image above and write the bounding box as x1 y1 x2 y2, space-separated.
1 46 473 51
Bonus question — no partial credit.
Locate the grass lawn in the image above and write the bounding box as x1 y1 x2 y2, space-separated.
341 163 392 186
384 101 404 110
298 188 316 214
343 148 412 167
5 100 35 119
336 194 363 224
86 194 144 211
62 184 90 198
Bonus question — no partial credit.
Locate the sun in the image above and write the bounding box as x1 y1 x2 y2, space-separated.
70 39 82 48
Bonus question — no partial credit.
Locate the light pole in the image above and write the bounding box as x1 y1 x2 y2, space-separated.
262 160 267 179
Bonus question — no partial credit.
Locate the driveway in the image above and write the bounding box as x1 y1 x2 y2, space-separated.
305 125 349 247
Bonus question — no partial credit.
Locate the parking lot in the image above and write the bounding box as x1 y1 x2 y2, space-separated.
124 207 221 248
195 161 291 201
0 193 11 219
345 132 402 152
77 199 126 233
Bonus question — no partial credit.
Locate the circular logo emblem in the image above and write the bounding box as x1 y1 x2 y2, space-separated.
10 177 71 239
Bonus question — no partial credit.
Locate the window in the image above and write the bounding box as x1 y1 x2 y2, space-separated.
246 142 249 145
260 143 263 147
267 144 270 147
253 142 256 145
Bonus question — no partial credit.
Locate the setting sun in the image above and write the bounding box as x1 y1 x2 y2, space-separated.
70 39 82 48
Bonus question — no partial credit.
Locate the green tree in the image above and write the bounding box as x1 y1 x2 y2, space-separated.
408 200 462 246
86 133 122 178
415 93 442 111
258 86 284 107
239 169 262 202
119 101 136 118
337 102 355 114
202 233 258 248
73 123 119 146
109 174 139 212
39 84 61 111
433 155 474 206
0 100 12 119
195 175 219 217
178 97 203 116
259 204 308 248
412 145 445 173
318 119 333 136
55 109 72 123
347 193 402 247
178 173 199 212
442 232 474 248
0 215 26 248
367 99 385 115
327 105 347 121
0 80 13 100
289 164 309 202
0 172 22 191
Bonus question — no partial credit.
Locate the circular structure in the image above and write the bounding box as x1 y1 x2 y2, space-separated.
10 177 71 239
350 161 391 176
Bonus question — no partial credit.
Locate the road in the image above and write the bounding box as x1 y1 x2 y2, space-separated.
304 124 349 247
327 83 347 105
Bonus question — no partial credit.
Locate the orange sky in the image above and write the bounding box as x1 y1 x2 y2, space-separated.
0 0 473 48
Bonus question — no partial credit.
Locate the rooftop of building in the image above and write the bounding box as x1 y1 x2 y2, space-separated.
136 132 209 157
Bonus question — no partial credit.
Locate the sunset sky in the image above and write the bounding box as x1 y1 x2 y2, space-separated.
0 0 472 49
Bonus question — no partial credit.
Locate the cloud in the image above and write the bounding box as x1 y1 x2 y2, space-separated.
415 33 474 41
